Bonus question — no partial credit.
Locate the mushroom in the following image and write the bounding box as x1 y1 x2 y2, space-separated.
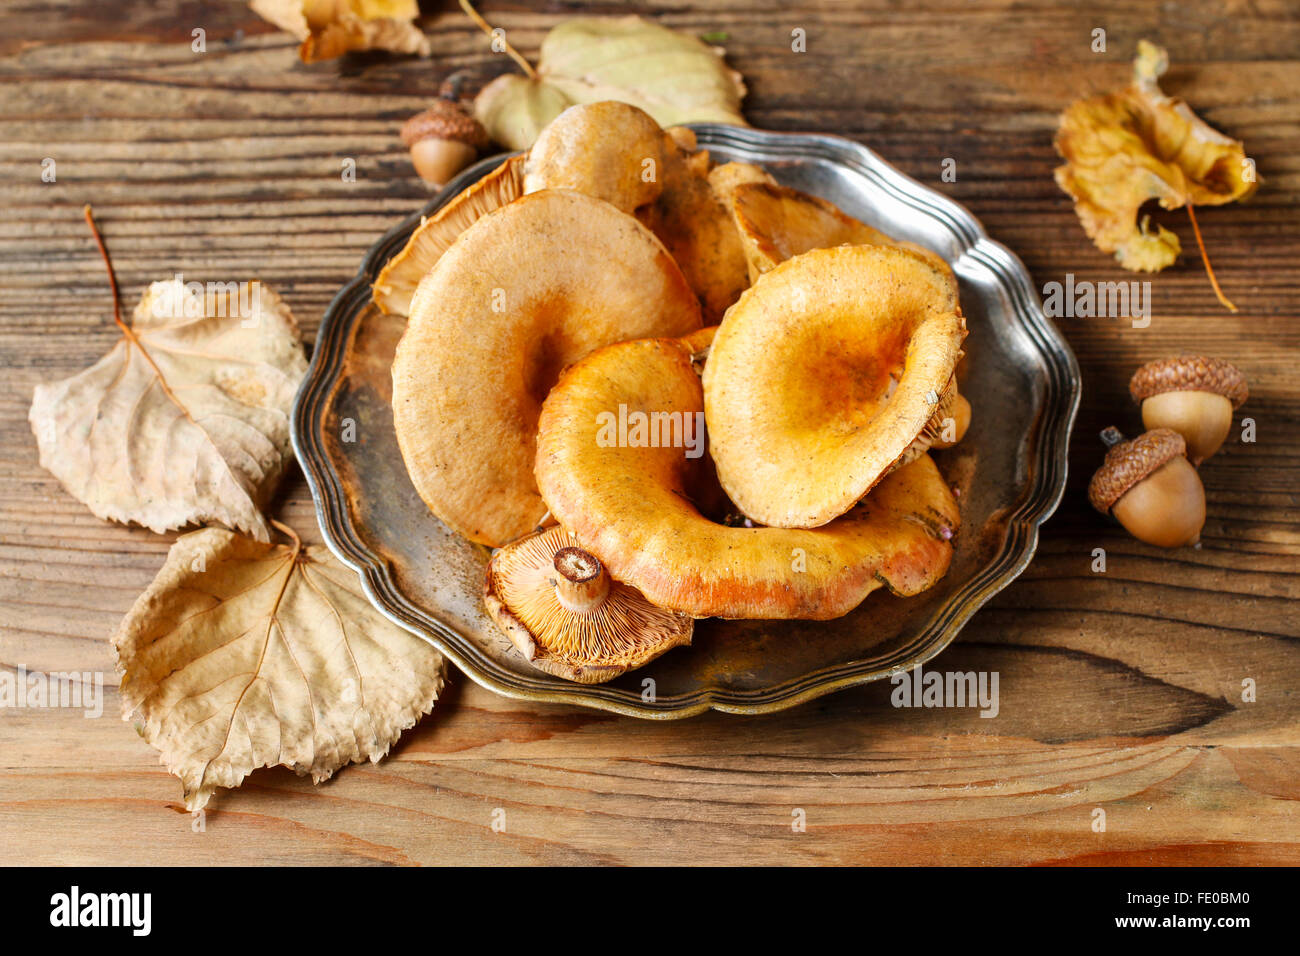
372 155 526 316
391 188 701 548
523 101 753 322
1088 427 1206 548
730 181 953 282
484 527 693 683
927 385 972 450
523 101 672 213
636 141 753 323
707 161 776 203
1129 356 1248 464
893 375 972 470
534 328 960 620
702 244 967 529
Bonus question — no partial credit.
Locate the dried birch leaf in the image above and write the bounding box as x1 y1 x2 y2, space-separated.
30 277 307 541
474 15 747 151
114 525 447 811
250 0 430 62
1054 40 1257 275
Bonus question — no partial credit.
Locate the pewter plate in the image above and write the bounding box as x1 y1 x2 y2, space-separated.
291 125 1079 719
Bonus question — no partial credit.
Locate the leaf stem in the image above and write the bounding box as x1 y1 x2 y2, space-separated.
458 0 537 80
83 205 195 420
83 205 126 334
1185 203 1237 313
271 519 302 559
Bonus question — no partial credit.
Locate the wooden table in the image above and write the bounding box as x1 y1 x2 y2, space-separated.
2 0 1297 866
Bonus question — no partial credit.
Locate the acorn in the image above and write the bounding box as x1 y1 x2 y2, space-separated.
1088 427 1206 548
1129 356 1248 465
401 95 490 188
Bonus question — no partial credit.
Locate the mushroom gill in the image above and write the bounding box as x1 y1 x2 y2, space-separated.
484 526 694 684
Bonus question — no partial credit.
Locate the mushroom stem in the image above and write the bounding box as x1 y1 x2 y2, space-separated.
552 547 611 613
1100 426 1126 448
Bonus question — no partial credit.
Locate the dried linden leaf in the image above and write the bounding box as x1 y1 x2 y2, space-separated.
30 278 307 542
114 525 447 811
250 0 430 62
1054 40 1257 274
474 16 747 150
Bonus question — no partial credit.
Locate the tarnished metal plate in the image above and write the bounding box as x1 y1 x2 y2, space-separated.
291 125 1080 718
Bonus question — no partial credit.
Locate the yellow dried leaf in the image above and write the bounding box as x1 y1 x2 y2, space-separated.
1054 41 1256 275
250 0 430 62
115 525 446 810
30 276 306 542
474 16 747 151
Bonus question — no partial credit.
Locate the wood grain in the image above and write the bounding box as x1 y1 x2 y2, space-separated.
1 0 1298 866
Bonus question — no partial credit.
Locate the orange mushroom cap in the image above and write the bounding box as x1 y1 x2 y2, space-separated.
392 189 701 547
534 328 959 620
373 155 525 316
523 101 672 213
703 244 966 529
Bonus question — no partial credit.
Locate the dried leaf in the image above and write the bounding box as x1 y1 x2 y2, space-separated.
30 278 307 541
114 525 447 810
474 16 747 151
1054 40 1257 274
250 0 430 62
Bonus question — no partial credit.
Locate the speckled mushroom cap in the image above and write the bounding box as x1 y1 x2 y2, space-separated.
391 188 702 547
372 155 526 316
1088 428 1188 514
1129 356 1248 408
534 328 960 621
400 100 490 151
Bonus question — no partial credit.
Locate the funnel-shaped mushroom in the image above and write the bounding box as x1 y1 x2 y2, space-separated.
703 244 966 529
373 155 525 316
485 526 693 683
534 328 959 620
392 189 702 547
731 181 951 281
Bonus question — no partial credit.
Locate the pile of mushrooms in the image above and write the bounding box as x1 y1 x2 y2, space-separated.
380 101 972 683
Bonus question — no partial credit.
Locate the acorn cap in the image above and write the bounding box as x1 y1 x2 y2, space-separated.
1129 356 1248 408
1088 427 1188 514
400 100 490 151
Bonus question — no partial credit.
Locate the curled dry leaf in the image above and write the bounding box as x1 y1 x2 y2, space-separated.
114 525 447 811
474 15 747 150
30 275 307 542
250 0 430 63
1054 41 1256 280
